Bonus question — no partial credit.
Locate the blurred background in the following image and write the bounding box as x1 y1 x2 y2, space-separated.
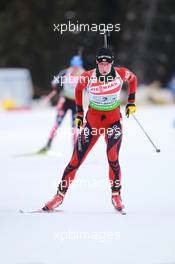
0 0 175 108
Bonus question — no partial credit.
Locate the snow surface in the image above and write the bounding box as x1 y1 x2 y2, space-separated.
0 105 175 264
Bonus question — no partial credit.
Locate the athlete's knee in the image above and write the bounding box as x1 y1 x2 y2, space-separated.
108 158 120 171
69 155 81 169
107 143 120 161
107 151 117 161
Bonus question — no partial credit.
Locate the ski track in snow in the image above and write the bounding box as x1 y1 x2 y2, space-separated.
0 105 175 264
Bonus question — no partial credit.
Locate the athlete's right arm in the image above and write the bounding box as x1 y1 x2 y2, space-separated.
75 71 91 108
75 70 92 127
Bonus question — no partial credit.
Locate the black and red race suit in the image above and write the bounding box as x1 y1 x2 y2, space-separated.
57 67 137 194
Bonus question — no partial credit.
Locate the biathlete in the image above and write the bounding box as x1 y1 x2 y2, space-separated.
39 55 84 153
42 48 137 211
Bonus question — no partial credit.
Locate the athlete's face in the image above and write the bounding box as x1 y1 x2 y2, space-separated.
97 61 113 75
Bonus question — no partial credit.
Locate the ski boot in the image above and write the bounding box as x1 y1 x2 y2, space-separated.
112 191 124 211
42 191 65 211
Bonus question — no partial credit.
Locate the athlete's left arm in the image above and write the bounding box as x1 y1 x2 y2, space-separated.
117 67 137 103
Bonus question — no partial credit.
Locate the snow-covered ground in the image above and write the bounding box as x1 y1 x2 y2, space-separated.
0 105 175 264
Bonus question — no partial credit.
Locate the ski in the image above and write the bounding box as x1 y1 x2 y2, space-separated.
19 209 44 213
14 150 62 158
19 209 61 214
14 152 41 157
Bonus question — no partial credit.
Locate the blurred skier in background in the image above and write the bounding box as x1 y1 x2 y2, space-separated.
38 55 84 153
167 72 175 99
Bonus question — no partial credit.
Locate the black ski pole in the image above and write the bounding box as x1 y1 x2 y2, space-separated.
132 114 161 153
